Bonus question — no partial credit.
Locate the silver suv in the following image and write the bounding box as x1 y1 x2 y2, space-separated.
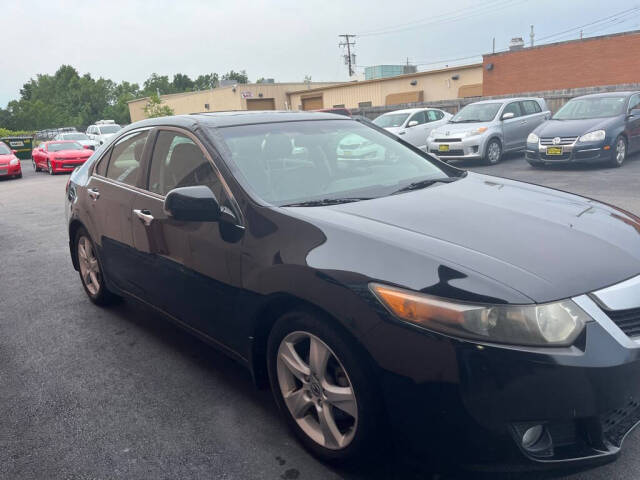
427 97 550 164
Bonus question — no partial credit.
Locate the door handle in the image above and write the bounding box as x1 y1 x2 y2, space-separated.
88 188 100 200
133 209 154 226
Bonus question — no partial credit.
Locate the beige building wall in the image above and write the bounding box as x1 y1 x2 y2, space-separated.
287 64 483 110
128 82 339 122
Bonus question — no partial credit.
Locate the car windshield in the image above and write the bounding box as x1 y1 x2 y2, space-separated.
0 143 11 154
450 103 501 123
553 96 626 120
373 113 410 128
63 133 89 140
48 142 83 152
217 119 452 206
98 125 121 134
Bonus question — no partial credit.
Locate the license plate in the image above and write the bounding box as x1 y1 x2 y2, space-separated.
0 169 7 175
439 144 450 152
546 146 563 155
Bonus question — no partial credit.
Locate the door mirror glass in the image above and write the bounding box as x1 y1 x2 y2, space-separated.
502 112 515 120
407 120 419 127
164 185 221 222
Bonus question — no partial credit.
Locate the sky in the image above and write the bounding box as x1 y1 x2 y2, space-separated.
1 0 639 107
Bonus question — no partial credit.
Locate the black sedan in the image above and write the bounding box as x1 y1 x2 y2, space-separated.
526 91 640 167
65 111 640 471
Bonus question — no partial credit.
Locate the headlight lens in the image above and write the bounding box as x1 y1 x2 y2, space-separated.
527 133 539 143
370 283 589 346
464 127 488 138
579 130 606 143
9 157 19 166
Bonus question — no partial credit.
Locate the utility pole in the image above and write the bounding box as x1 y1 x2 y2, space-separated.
492 37 496 53
339 34 356 77
530 25 535 47
580 29 584 40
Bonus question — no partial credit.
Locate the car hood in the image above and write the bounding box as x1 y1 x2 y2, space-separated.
0 153 15 164
534 116 621 137
51 149 91 156
432 122 490 136
286 173 640 304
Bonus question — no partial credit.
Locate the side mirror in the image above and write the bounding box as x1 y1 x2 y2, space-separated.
164 185 222 222
407 120 419 127
628 108 640 119
11 150 17 154
501 112 515 120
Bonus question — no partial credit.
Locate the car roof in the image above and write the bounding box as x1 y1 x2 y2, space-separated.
123 110 351 132
469 97 543 105
572 91 638 99
380 107 441 115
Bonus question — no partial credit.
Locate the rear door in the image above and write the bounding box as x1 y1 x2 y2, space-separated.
129 128 243 346
520 100 546 133
627 93 640 152
85 129 151 295
501 102 524 150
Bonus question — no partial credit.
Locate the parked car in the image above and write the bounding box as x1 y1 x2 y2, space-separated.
0 142 22 179
35 127 77 144
336 133 384 161
373 107 452 151
67 111 640 471
86 120 122 146
54 132 98 150
427 98 550 164
526 91 640 168
32 141 93 174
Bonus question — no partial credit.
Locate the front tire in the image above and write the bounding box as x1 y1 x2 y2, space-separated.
267 309 384 464
74 227 119 306
48 160 54 175
484 138 502 165
608 135 627 168
33 159 39 172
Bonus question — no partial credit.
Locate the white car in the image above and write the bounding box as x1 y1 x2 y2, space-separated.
86 121 122 147
373 107 452 150
54 132 98 150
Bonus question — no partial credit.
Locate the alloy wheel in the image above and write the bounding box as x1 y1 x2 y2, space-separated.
276 331 358 450
32 159 37 171
487 140 501 164
48 161 53 175
616 137 626 165
77 236 101 296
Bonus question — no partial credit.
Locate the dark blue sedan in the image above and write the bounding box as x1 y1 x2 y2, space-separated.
526 91 640 167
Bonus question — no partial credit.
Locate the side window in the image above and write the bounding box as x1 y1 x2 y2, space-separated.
503 102 522 118
427 110 443 122
629 94 640 112
94 149 110 176
148 131 224 201
521 100 541 115
105 130 149 186
408 111 426 125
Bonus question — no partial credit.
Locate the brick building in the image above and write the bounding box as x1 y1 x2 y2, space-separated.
482 30 640 96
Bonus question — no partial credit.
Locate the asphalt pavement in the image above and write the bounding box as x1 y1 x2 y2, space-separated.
2 154 640 480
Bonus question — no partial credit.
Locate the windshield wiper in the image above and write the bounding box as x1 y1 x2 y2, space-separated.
281 197 373 207
391 176 461 195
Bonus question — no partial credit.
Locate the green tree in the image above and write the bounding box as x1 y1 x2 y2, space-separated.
143 73 174 96
172 73 195 92
194 73 219 90
222 70 249 84
143 93 174 118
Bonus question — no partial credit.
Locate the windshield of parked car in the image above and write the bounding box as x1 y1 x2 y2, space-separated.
98 125 121 134
63 133 89 140
216 119 453 206
553 96 627 120
0 143 11 155
48 142 83 152
373 113 410 128
450 103 501 123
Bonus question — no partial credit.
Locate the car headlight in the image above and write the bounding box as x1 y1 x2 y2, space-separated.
579 130 606 143
9 158 19 166
370 283 589 346
527 133 539 144
463 127 488 138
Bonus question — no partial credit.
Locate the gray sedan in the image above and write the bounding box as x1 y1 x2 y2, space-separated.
427 97 550 164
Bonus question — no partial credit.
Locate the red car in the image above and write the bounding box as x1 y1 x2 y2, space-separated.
32 140 93 175
0 142 22 179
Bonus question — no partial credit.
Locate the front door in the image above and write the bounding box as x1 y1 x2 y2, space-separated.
501 102 523 150
402 110 429 149
129 128 243 346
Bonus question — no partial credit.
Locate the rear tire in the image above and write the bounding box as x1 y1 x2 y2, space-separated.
33 159 39 172
484 138 502 165
74 227 120 306
608 135 626 168
267 308 385 464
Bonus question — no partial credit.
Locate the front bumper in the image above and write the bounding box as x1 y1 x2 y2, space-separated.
0 162 22 177
367 287 640 470
526 140 613 165
427 136 487 161
52 159 88 173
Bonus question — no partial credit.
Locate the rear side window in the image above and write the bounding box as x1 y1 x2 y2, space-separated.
521 100 542 115
104 130 149 186
147 131 224 200
427 110 444 121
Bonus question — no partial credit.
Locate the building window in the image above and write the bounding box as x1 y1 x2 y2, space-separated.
333 104 346 108
204 103 210 110
358 101 372 108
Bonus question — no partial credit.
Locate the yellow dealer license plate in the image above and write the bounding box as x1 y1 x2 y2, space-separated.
439 144 450 152
546 146 563 155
